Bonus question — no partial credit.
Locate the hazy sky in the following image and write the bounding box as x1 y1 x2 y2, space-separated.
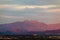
0 0 60 24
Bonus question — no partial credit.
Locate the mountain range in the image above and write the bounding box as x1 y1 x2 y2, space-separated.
0 20 60 35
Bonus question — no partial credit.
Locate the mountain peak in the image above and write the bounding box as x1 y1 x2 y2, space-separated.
24 20 42 24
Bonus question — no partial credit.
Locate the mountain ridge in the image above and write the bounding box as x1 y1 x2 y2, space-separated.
0 20 60 34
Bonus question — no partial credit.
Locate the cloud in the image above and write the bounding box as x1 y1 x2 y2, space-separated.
0 0 13 1
42 9 60 13
0 4 58 10
0 13 60 24
0 15 24 19
0 0 60 5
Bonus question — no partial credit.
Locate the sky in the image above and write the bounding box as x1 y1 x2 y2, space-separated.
0 0 60 24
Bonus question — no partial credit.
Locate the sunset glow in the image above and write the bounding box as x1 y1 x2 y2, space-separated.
0 0 60 33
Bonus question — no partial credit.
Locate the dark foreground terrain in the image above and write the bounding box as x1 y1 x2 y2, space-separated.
0 35 60 40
